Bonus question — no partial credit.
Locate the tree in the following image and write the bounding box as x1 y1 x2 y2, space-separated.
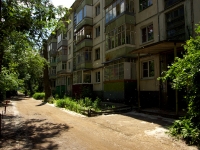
160 24 200 145
0 0 70 99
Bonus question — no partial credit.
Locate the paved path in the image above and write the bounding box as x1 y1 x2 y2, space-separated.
0 96 197 150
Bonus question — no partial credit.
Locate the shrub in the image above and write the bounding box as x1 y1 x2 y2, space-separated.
92 97 101 111
169 117 200 145
32 92 45 100
47 96 55 104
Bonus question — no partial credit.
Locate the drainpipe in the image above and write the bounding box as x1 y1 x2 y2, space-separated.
190 0 194 37
137 53 141 109
159 54 161 109
157 0 160 42
82 70 84 84
174 43 178 115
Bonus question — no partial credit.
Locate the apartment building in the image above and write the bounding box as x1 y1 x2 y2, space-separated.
47 0 200 110
131 0 200 111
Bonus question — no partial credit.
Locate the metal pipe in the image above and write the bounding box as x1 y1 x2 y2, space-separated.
137 53 141 109
174 42 178 115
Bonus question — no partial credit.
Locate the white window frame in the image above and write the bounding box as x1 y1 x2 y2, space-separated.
57 34 62 43
142 60 154 78
141 24 153 43
95 3 100 16
95 48 100 60
96 71 100 83
96 25 100 37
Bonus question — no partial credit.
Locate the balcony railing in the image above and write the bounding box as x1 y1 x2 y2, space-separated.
75 18 93 32
57 40 68 49
56 55 67 63
49 74 56 79
75 39 93 52
165 0 184 9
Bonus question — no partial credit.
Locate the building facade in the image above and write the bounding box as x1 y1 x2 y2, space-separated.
47 0 200 110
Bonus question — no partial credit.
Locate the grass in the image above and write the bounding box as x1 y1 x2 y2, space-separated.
54 97 102 114
32 92 45 100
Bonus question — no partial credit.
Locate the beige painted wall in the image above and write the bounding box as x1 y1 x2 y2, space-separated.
136 54 160 91
134 15 159 49
92 68 103 91
135 0 158 24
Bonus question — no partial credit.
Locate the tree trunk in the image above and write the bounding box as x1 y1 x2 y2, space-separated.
43 40 51 101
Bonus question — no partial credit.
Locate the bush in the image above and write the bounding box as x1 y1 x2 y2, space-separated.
32 92 45 100
92 97 101 111
169 117 200 145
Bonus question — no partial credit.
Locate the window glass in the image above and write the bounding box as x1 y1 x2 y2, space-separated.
120 1 125 13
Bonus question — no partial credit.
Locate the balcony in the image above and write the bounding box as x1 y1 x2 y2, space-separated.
105 13 135 30
105 45 135 61
75 61 92 70
75 18 93 32
49 49 57 56
49 74 56 79
105 0 113 8
165 0 184 9
75 39 93 52
57 69 71 76
57 40 68 49
56 55 67 63
50 61 56 67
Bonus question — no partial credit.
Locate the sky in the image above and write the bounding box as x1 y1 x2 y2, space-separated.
50 0 75 8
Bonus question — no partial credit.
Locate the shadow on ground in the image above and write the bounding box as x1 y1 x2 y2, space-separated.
36 102 47 106
119 110 175 129
0 116 70 149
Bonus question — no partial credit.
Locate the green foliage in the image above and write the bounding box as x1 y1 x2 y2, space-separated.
0 0 70 99
169 118 200 145
33 92 45 100
55 97 102 114
160 24 200 145
47 96 55 104
92 97 101 111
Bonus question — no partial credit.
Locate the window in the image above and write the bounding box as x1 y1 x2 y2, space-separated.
67 77 71 85
105 0 126 24
62 62 66 70
95 4 100 16
68 62 71 70
69 31 71 40
125 0 134 13
95 48 100 60
57 34 62 43
104 62 124 81
68 46 71 55
141 24 153 43
106 24 134 51
96 72 100 82
76 26 92 43
96 26 100 37
139 0 152 11
142 60 154 78
166 6 185 40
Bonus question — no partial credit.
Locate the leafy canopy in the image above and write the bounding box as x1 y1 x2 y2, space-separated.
160 24 200 145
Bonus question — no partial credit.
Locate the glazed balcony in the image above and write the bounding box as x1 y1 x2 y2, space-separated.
50 61 56 67
105 0 113 8
75 61 92 70
75 39 93 52
57 69 71 75
49 74 56 79
57 39 68 49
105 13 135 29
56 55 67 63
75 18 93 32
